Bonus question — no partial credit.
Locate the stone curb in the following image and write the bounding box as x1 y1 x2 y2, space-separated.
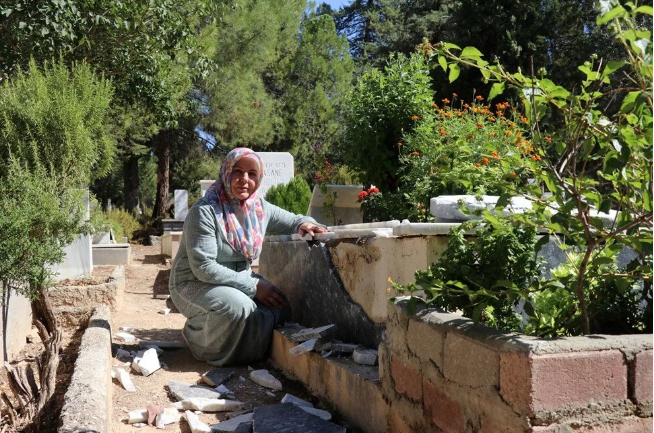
58 305 112 433
49 265 125 313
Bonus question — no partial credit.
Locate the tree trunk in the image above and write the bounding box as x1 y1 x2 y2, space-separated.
152 129 172 219
123 154 140 214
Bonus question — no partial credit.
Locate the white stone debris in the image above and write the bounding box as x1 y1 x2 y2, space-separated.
216 384 230 394
115 332 137 342
155 407 179 429
159 308 171 315
120 326 135 332
154 294 170 300
249 369 282 391
210 413 253 432
321 350 333 358
132 348 161 376
116 348 131 359
281 393 313 408
247 365 254 371
352 348 378 366
128 409 148 424
289 338 318 356
133 422 146 428
266 391 275 397
183 410 211 433
299 406 332 421
173 398 244 412
239 376 246 382
112 367 136 392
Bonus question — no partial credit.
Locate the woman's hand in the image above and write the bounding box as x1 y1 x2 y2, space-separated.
255 279 288 310
297 222 328 237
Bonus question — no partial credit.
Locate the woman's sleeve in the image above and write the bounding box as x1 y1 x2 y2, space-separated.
184 205 258 297
262 198 325 234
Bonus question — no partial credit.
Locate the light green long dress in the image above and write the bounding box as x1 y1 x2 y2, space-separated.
169 197 316 366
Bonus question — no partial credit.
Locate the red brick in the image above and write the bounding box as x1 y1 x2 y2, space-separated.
531 350 627 413
632 350 653 404
531 417 653 432
391 355 423 402
423 378 465 433
500 352 533 414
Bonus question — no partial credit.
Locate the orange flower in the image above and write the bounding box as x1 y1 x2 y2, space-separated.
452 93 458 98
487 116 496 122
474 162 481 167
431 103 438 108
505 129 514 136
475 95 484 101
521 116 529 124
467 134 473 140
463 103 470 109
411 151 420 156
397 142 403 146
445 111 454 118
439 128 448 136
530 155 537 161
488 131 496 137
511 172 517 177
411 115 420 121
545 136 552 143
442 98 450 104
490 151 500 159
476 122 483 128
481 157 490 164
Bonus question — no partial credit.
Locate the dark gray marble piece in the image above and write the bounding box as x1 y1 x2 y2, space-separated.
202 368 234 387
253 403 346 433
234 423 254 433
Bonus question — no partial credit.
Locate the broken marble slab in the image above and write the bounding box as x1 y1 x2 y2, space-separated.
216 384 231 394
288 325 336 343
332 342 359 354
120 326 135 332
168 380 222 401
249 370 282 391
210 412 254 432
140 343 163 355
352 348 378 366
252 404 345 433
173 398 244 412
159 308 171 315
116 348 131 359
128 409 148 424
112 367 136 392
289 338 318 356
280 394 313 408
115 332 137 342
299 406 332 421
233 423 253 433
202 368 234 387
184 410 211 433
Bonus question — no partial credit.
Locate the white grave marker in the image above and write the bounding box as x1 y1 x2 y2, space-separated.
174 190 189 220
257 152 294 198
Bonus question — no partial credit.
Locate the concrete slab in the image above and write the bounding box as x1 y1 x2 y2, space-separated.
252 403 345 433
92 243 131 265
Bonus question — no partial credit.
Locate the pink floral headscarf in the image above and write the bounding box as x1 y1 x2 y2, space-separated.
205 148 265 262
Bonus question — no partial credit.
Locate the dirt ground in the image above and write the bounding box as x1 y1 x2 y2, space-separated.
111 245 319 432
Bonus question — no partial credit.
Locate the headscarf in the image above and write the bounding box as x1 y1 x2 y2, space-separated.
205 148 265 262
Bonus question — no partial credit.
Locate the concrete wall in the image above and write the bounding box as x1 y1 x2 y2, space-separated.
51 233 93 281
0 285 33 363
381 298 653 432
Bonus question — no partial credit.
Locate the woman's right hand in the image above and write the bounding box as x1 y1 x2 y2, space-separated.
255 279 288 310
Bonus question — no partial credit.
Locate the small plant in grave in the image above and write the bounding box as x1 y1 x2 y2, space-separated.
393 1 653 336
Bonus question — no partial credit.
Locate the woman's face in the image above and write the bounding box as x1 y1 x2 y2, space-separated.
230 157 260 200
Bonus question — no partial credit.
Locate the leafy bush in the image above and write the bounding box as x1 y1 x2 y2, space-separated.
105 209 140 242
265 176 312 215
89 208 124 242
393 221 539 331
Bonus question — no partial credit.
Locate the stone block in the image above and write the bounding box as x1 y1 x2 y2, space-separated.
632 349 653 405
391 355 423 403
423 378 465 433
500 352 533 415
174 189 188 221
257 152 294 199
531 350 627 413
92 243 131 265
443 332 499 389
407 318 445 371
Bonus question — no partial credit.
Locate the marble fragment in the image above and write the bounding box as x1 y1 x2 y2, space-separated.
250 370 282 391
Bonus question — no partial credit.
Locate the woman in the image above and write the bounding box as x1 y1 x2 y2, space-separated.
169 147 327 366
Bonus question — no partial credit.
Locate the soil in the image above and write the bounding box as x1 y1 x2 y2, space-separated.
110 245 329 432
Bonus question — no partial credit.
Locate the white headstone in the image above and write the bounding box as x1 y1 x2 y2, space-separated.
257 152 294 199
174 190 188 220
199 180 214 197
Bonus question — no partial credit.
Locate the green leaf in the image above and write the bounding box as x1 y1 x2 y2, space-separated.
635 5 653 15
438 55 447 72
487 82 505 101
603 61 627 76
461 46 483 60
448 63 460 82
472 304 484 323
535 234 550 253
597 5 626 25
443 42 461 51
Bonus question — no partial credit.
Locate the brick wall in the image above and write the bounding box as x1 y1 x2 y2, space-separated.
382 298 653 432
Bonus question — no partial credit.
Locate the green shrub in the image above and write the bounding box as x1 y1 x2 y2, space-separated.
89 208 124 242
105 209 140 242
265 176 312 215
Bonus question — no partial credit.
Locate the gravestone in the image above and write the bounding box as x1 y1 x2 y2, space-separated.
308 185 363 226
257 152 294 199
174 190 189 221
199 180 215 198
